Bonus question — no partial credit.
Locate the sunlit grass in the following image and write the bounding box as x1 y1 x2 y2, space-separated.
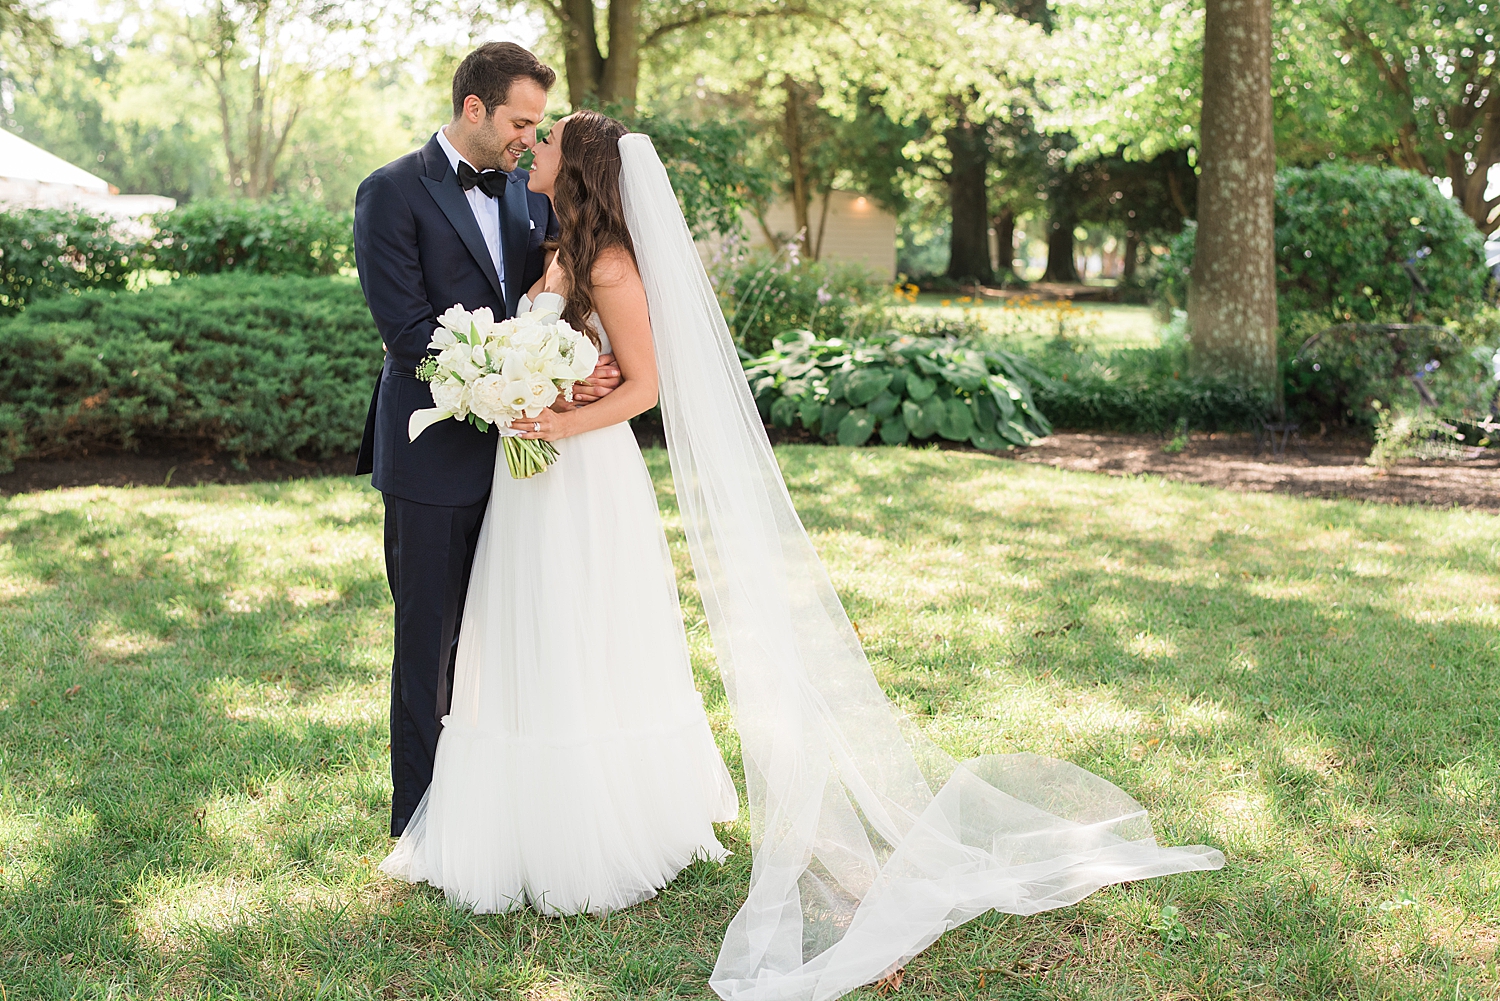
3 448 1499 998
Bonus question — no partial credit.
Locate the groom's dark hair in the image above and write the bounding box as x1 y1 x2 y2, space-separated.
451 42 556 116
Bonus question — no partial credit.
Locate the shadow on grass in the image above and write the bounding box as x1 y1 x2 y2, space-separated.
3 456 1498 999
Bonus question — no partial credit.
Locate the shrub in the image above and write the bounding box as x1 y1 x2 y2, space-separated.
0 273 380 471
0 209 144 314
744 330 1051 450
1275 166 1487 321
1154 166 1489 323
1028 338 1270 433
151 199 353 276
1283 306 1497 428
710 248 894 356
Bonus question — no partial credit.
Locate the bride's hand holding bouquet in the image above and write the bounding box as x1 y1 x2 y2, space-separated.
407 302 599 477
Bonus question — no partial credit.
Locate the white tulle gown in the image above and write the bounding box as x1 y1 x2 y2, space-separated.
380 291 739 916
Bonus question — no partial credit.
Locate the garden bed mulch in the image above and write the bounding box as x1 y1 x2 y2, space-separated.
1004 431 1500 511
0 448 359 495
1 433 1496 512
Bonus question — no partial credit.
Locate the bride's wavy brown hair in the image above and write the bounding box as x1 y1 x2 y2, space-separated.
552 109 635 346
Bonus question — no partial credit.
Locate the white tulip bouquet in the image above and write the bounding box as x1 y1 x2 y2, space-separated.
408 302 599 478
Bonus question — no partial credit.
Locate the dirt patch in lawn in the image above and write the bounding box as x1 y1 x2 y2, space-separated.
2 431 1497 511
1006 430 1500 511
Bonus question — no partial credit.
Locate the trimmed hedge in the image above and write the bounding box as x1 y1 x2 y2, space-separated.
0 209 143 314
0 274 380 471
151 199 353 276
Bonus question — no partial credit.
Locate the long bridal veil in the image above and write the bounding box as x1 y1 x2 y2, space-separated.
617 134 1224 1001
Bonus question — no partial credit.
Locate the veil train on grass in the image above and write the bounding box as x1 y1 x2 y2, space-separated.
619 132 1225 1001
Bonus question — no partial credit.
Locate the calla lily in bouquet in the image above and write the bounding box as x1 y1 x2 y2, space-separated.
408 302 599 478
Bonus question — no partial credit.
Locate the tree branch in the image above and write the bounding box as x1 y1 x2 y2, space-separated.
642 4 820 49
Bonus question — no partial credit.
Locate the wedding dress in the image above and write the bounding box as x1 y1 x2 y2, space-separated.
386 135 1223 1001
380 290 739 915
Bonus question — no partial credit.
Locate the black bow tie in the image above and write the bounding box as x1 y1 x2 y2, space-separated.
457 161 507 198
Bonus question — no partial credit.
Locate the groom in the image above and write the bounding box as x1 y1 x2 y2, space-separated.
352 42 620 836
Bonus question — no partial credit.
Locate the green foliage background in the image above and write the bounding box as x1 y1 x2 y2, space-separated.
0 209 144 314
0 274 380 471
151 200 354 277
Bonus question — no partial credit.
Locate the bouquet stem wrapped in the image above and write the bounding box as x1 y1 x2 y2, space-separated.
406 302 598 479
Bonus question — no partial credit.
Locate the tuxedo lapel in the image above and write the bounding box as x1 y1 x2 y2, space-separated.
499 173 530 318
419 152 504 306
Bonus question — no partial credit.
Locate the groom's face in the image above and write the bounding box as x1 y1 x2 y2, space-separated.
465 78 549 172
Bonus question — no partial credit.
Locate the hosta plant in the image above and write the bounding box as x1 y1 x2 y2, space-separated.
743 330 1052 450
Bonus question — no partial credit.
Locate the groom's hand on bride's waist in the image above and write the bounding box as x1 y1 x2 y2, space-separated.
569 353 622 406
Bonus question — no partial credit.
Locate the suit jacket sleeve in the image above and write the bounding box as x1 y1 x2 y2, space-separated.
354 172 434 373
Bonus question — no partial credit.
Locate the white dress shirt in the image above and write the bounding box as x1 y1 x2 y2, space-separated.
436 126 504 284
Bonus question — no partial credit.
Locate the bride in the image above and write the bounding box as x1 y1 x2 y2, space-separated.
382 110 1224 1000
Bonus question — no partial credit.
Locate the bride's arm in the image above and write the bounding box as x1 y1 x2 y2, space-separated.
517 247 655 442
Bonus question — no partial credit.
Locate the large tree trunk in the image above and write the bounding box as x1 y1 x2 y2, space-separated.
993 207 1017 281
1122 230 1140 281
945 118 993 283
1188 0 1278 392
599 0 640 108
558 0 605 106
1042 202 1079 283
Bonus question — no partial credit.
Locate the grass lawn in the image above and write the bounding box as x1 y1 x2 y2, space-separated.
3 446 1499 999
907 297 1162 351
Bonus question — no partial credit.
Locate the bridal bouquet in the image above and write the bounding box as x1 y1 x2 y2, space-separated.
408 303 599 478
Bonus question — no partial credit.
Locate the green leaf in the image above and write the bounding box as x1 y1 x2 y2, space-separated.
939 397 975 441
987 377 1017 421
770 395 799 428
912 399 942 439
973 392 998 432
827 370 850 403
902 398 923 433
969 428 1007 450
799 395 822 430
820 402 850 437
866 390 900 420
879 416 910 445
887 368 908 395
844 368 894 406
906 374 936 401
939 363 986 392
836 408 876 446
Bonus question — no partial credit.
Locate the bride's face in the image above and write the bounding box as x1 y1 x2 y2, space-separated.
527 116 567 197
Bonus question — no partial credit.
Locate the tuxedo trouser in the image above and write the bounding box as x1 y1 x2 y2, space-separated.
382 491 489 837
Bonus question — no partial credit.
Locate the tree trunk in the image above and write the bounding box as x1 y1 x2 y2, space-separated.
1122 230 1140 281
1042 203 1079 283
559 0 605 106
1188 0 1278 392
993 207 1017 280
599 0 640 109
1450 102 1499 234
945 118 993 283
783 79 811 245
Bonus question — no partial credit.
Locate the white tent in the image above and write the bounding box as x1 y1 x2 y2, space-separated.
0 128 175 218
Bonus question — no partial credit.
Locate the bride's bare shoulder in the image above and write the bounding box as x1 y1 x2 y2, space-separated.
591 245 642 288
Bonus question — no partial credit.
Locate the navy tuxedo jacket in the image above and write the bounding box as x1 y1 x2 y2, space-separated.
352 135 558 506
